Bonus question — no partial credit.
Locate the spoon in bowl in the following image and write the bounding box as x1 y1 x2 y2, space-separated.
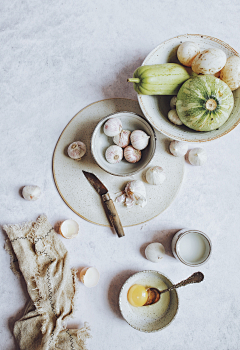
144 271 204 306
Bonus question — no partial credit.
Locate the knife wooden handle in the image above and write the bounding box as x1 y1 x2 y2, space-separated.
102 194 125 238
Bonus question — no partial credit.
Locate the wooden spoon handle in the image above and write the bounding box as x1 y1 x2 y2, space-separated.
103 194 125 238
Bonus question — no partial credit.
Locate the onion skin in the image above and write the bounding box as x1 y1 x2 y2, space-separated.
220 56 240 91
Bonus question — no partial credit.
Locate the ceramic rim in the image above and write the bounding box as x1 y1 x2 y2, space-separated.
174 229 212 267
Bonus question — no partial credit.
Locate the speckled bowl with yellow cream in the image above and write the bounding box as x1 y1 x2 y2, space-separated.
119 270 178 332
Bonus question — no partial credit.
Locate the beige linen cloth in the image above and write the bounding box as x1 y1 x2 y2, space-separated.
4 215 91 350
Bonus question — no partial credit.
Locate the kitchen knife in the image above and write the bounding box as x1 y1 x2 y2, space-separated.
82 171 125 238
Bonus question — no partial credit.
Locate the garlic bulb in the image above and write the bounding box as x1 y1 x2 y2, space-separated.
125 197 134 208
177 41 200 67
192 48 227 75
124 145 141 163
145 243 165 262
170 96 177 109
146 166 166 185
169 140 188 157
79 267 100 288
220 56 240 91
116 193 126 204
188 148 207 166
105 145 123 164
113 130 131 148
59 219 79 239
130 130 150 150
22 185 41 201
103 118 122 137
68 141 86 160
168 109 183 125
125 180 147 207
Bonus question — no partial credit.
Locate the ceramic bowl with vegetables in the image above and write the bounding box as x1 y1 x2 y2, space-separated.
91 112 156 176
130 34 240 142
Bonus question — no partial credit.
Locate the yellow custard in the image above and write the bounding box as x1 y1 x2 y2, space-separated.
127 284 148 307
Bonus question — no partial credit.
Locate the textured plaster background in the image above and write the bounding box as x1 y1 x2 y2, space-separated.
1 0 240 349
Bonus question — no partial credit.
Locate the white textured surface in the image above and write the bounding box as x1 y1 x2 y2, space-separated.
1 1 240 349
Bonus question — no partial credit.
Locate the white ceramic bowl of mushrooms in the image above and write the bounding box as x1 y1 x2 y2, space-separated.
91 111 156 176
138 34 240 142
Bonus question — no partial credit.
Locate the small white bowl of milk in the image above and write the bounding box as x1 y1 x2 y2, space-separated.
172 229 212 266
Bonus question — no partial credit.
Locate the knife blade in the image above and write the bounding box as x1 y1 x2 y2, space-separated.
82 171 125 238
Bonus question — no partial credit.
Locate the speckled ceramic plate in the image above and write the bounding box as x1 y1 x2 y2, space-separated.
53 98 184 227
119 271 178 332
138 34 240 142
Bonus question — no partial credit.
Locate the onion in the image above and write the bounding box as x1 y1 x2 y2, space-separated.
192 48 226 75
177 41 200 67
220 56 240 91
